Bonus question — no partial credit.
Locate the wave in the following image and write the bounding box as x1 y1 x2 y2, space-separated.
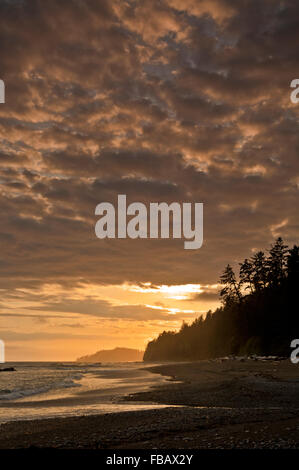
52 363 104 372
0 378 81 401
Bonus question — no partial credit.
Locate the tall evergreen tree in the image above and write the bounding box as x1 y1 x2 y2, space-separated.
267 237 288 287
219 264 242 305
239 258 254 293
250 251 268 291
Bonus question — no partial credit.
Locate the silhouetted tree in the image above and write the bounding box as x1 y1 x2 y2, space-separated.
239 258 254 293
143 237 296 362
251 251 268 291
267 237 288 287
220 264 242 305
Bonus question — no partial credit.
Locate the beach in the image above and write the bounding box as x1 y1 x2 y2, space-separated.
1 358 299 448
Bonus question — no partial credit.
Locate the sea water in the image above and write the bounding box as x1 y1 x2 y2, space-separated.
0 362 171 423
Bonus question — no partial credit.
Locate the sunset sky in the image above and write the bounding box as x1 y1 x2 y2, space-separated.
0 0 299 361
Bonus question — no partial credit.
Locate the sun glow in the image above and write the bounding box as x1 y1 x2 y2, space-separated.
123 283 203 299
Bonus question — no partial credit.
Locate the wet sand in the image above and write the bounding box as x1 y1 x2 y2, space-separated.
1 358 299 449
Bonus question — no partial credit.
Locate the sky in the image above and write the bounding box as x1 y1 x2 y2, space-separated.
0 0 299 361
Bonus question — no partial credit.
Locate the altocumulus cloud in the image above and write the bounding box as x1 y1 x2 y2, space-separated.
0 0 298 312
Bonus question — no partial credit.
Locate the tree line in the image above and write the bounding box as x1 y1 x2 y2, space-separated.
143 238 299 361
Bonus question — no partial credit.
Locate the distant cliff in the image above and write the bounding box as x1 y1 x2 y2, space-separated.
76 347 144 363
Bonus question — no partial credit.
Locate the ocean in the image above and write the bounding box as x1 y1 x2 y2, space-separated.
0 362 170 423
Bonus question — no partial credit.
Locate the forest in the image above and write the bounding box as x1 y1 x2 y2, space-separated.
143 238 299 361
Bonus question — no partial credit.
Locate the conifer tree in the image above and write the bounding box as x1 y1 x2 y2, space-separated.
239 258 254 293
220 264 242 305
267 237 288 287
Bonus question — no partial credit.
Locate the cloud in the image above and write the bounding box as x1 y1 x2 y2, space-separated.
27 297 184 321
0 313 76 319
0 329 99 341
0 0 298 298
188 291 220 301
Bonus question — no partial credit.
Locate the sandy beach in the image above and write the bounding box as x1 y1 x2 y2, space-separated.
1 358 299 449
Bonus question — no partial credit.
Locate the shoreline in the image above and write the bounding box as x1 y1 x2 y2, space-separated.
1 358 299 449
